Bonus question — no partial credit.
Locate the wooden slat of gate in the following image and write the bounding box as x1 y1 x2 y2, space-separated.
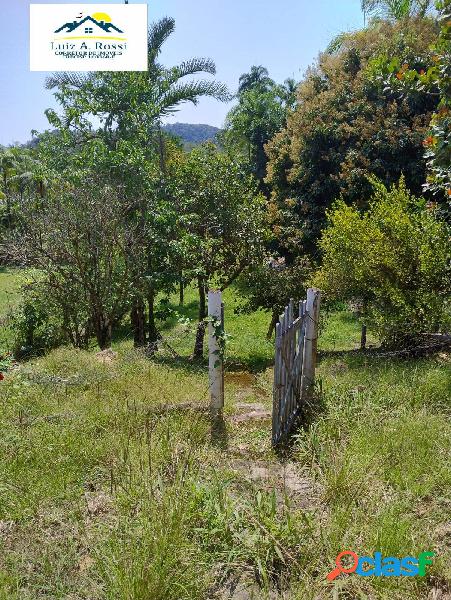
272 292 318 446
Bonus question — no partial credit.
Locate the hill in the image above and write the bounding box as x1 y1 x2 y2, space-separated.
162 122 221 148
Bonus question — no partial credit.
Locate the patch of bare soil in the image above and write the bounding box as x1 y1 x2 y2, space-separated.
226 371 267 398
428 577 451 600
217 575 279 599
230 402 272 423
84 490 113 517
229 458 319 510
95 348 118 364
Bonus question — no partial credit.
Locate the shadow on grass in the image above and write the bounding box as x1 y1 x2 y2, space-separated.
158 300 199 332
319 340 451 371
225 355 274 374
273 386 328 460
150 352 208 376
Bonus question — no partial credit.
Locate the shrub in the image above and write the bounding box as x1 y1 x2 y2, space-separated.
11 280 68 356
314 178 450 346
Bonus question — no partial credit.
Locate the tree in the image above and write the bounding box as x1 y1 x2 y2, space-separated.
172 144 267 358
10 180 139 349
266 17 440 256
361 0 434 20
371 0 450 206
278 78 298 110
424 0 451 204
41 17 230 347
314 178 450 346
0 150 17 229
238 65 274 95
223 87 286 190
224 67 298 193
0 146 41 237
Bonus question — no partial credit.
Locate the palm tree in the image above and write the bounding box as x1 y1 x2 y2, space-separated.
237 65 274 95
361 0 434 20
0 151 17 227
0 148 41 228
45 17 230 128
278 78 298 109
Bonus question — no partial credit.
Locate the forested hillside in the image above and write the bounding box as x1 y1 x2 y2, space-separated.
163 122 221 148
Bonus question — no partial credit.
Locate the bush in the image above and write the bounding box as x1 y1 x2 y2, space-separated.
11 281 67 356
11 277 93 356
314 178 451 346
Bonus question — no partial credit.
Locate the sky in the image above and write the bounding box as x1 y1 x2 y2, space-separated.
0 0 365 146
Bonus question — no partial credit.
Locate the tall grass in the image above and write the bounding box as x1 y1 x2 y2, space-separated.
0 273 449 598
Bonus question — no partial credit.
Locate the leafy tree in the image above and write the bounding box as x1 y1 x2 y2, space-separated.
0 151 16 228
367 0 450 206
39 17 229 347
223 87 286 190
314 178 450 346
10 180 139 349
361 0 434 20
237 255 312 338
266 18 440 256
0 147 42 254
277 78 298 110
172 144 267 358
223 66 299 192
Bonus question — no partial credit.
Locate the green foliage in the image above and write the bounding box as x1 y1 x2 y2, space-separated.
236 256 313 337
361 0 435 20
365 0 450 204
266 18 440 255
10 180 137 350
172 143 268 289
237 65 274 95
13 18 231 351
223 87 286 187
314 178 450 345
223 66 293 189
11 279 68 356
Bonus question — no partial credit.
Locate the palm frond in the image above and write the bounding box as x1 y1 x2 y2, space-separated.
148 17 175 59
45 72 92 90
172 58 216 78
159 80 230 115
361 0 433 19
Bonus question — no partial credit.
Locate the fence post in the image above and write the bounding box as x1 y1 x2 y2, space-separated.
302 288 321 399
272 322 282 444
208 290 224 415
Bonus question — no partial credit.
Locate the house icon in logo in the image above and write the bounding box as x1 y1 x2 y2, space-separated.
54 12 124 35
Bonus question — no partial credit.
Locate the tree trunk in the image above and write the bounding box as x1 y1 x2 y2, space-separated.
131 298 146 348
148 289 159 343
360 324 367 350
179 274 184 306
266 310 278 340
95 314 112 350
192 275 207 359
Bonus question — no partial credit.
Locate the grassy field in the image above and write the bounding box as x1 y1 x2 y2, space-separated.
0 270 450 599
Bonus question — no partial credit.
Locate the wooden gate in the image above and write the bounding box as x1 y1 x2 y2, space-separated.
272 288 320 446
